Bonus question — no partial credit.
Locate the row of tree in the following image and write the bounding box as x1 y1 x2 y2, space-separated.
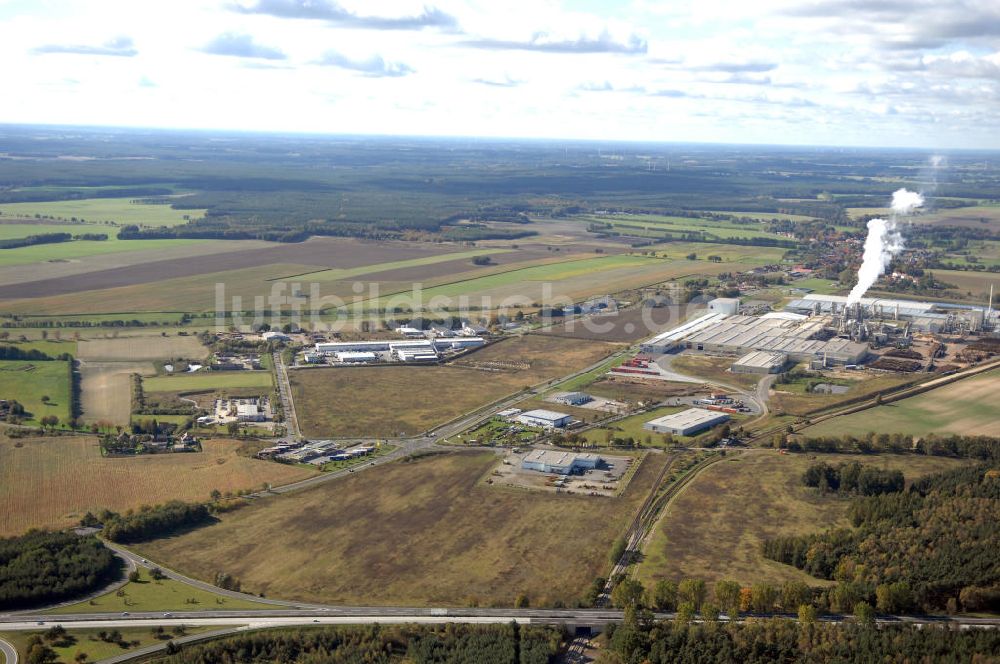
95 501 213 543
153 623 561 663
801 460 905 495
792 433 1000 461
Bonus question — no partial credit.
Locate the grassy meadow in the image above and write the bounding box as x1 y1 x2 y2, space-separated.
135 450 669 607
0 196 205 226
0 359 72 424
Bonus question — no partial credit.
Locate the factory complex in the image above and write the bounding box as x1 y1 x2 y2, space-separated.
643 408 731 436
640 293 997 369
307 337 486 364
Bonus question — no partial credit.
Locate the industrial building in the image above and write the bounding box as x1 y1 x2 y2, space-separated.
643 408 730 436
707 297 741 315
731 350 788 374
335 351 377 363
651 314 869 365
314 337 485 358
640 311 730 354
551 391 593 406
785 294 990 335
521 449 600 474
515 409 572 428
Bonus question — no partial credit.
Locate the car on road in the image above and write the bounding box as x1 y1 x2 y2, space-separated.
122 612 129 616
164 612 173 617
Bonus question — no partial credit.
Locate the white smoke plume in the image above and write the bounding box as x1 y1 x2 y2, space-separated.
845 187 924 305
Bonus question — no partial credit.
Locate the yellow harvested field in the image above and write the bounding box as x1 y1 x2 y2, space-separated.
80 361 157 425
76 336 209 361
0 436 317 536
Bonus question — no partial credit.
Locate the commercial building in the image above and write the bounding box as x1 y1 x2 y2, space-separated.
521 449 601 474
551 391 593 406
731 350 788 374
515 409 572 428
643 408 730 436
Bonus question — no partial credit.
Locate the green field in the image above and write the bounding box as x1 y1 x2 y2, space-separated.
804 369 1000 438
0 625 225 663
791 277 843 294
640 241 788 263
143 371 273 392
579 406 687 447
584 213 783 241
0 338 77 357
0 196 205 226
636 450 971 591
708 210 816 221
0 360 71 424
48 566 270 614
0 232 212 267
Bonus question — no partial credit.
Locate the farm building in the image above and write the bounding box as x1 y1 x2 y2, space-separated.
731 350 788 374
551 391 593 406
521 450 600 474
643 408 730 436
515 409 572 428
707 297 741 315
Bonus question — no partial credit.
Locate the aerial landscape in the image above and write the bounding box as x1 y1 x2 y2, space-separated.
1 1 999 663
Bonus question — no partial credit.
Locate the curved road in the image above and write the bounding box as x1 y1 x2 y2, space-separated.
0 637 16 664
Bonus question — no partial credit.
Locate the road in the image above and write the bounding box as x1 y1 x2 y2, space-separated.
654 354 769 415
0 637 15 664
272 349 300 439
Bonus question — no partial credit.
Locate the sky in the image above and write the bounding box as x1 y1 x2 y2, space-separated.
2 0 1000 148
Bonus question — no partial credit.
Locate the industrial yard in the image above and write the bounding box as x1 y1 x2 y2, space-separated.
487 448 637 497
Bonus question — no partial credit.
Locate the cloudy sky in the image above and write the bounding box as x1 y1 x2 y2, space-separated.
2 0 1000 148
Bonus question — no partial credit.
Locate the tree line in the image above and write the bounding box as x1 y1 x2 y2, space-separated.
96 501 214 543
150 623 561 663
0 531 119 610
791 433 1000 461
801 460 905 496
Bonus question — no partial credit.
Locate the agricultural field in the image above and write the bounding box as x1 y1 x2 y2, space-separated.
640 242 788 264
635 450 971 591
135 450 670 607
0 196 205 226
359 254 732 313
769 372 916 417
707 211 816 221
0 436 317 536
143 371 273 393
80 361 156 425
540 305 693 343
577 214 785 241
0 237 500 313
933 269 1000 300
75 336 209 362
0 359 71 424
0 337 77 357
804 369 1000 437
292 335 619 437
911 205 1000 231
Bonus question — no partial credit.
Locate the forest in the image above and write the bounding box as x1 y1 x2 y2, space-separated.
0 530 119 610
603 616 1000 664
763 464 1000 612
4 126 1000 243
148 623 562 664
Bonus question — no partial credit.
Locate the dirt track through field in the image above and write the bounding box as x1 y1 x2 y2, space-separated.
80 361 156 424
0 237 462 299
